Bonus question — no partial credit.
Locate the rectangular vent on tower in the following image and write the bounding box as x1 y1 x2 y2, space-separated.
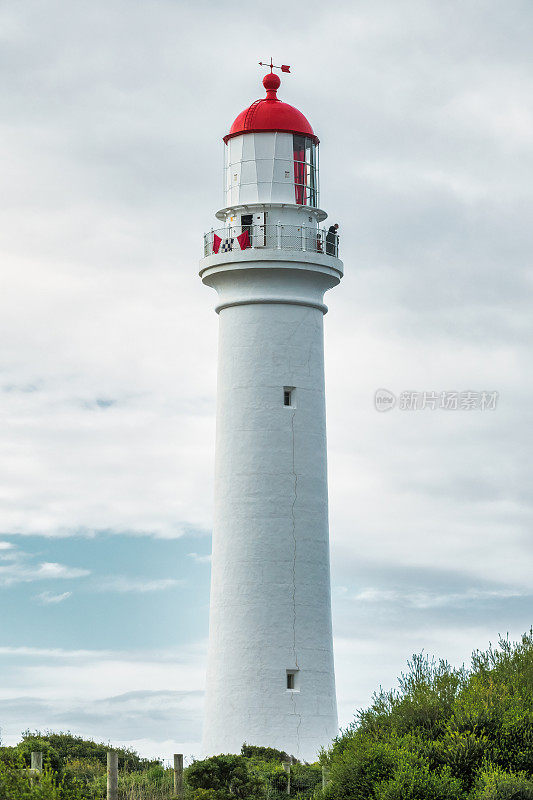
286 670 299 691
283 387 294 407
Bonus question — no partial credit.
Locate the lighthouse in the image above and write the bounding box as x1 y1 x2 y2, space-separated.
200 63 343 761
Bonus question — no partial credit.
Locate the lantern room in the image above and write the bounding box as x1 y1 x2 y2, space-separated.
202 67 340 260
223 72 319 209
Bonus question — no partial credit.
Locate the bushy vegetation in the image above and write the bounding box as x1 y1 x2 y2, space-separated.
3 630 533 798
0 732 166 799
8 731 159 772
320 629 533 799
185 747 321 799
240 746 291 764
0 754 84 800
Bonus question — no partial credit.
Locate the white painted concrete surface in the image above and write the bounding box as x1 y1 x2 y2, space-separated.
200 251 342 761
225 132 302 207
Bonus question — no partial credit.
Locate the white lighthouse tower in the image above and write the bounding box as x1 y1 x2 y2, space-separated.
200 64 343 762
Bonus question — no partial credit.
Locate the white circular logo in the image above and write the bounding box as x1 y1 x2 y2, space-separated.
374 388 396 412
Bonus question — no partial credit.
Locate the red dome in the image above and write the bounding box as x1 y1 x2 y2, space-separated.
224 73 318 144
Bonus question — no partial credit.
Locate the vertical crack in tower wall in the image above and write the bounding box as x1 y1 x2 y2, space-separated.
290 407 302 756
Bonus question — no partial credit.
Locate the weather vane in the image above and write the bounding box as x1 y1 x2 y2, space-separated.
258 57 291 74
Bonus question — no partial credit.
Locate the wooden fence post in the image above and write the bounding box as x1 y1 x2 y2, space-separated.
30 752 43 772
322 766 329 789
282 761 291 795
173 753 184 798
107 750 118 800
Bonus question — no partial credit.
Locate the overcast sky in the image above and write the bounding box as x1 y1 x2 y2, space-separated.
1 0 532 762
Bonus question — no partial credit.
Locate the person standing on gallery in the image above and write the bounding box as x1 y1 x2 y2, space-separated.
326 223 339 255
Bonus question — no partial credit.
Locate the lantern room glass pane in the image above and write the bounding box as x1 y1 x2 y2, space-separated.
293 135 317 207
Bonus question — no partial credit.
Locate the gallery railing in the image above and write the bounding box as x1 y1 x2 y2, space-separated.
203 224 339 258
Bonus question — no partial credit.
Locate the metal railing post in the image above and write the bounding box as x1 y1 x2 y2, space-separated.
276 222 282 249
301 226 306 251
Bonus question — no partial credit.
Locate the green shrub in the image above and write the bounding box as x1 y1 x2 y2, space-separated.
433 730 489 788
63 757 105 783
241 743 290 763
374 757 464 800
471 763 533 799
189 790 232 800
323 735 397 799
14 736 62 772
0 755 85 800
320 630 533 800
18 731 157 772
185 754 262 799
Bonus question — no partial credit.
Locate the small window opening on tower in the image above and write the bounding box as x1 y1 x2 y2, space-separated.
283 387 294 407
286 669 299 690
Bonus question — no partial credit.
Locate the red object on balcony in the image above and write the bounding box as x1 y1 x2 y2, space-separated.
237 230 251 250
224 73 317 144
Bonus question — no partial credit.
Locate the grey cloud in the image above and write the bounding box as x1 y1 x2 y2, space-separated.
93 398 117 409
0 690 203 751
331 558 533 643
2 383 41 393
